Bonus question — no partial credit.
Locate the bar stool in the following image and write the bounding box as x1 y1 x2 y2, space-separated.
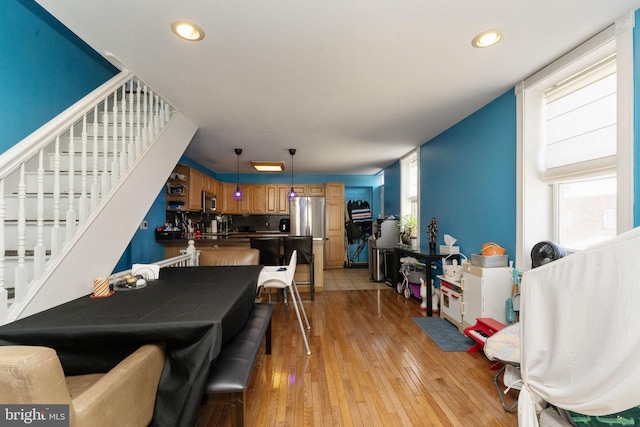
284 236 315 300
250 237 282 266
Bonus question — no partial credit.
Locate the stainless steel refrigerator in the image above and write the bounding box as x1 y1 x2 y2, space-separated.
289 196 326 239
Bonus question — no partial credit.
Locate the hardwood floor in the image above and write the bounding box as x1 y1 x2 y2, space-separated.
197 267 518 426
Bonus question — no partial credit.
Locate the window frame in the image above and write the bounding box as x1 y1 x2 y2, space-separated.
515 12 634 270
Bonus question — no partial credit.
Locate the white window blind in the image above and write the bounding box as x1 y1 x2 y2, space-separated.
542 57 616 181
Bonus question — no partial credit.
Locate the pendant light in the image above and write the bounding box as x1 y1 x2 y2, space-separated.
288 148 297 200
233 148 243 200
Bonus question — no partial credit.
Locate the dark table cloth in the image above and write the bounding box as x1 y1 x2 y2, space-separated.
0 265 262 427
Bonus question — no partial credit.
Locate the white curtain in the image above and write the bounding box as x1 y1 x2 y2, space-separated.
518 226 640 426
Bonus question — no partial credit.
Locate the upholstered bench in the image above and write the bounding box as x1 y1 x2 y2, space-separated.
201 303 274 427
199 248 260 266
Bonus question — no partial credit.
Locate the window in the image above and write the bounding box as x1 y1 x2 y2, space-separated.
544 57 618 251
400 149 419 243
516 13 634 268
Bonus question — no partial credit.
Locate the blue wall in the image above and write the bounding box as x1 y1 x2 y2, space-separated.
1 0 118 151
419 91 516 257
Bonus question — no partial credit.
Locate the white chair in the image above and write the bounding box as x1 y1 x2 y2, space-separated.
257 250 311 355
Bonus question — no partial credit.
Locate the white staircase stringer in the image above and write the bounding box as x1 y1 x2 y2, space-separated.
7 112 197 322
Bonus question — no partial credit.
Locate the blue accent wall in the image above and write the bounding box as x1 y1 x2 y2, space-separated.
1 0 118 151
419 91 517 257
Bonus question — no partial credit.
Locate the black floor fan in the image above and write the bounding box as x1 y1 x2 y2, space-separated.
531 241 566 268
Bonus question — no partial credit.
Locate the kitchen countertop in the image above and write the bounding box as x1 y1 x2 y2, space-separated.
157 231 289 244
157 232 328 244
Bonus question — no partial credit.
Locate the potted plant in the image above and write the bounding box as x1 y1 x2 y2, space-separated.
398 214 417 246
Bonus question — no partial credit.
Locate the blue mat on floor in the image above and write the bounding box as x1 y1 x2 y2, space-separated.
412 317 474 352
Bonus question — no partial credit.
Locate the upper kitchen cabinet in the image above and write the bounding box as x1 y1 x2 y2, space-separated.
266 184 289 214
252 184 267 214
221 182 238 214
325 182 344 199
221 182 251 214
291 184 325 196
188 168 204 211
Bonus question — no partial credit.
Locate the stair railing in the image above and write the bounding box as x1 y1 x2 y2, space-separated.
0 70 174 321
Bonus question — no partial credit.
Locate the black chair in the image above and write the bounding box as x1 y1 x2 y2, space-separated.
250 237 282 266
283 236 315 301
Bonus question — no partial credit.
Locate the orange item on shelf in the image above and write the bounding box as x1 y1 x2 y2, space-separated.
481 242 506 256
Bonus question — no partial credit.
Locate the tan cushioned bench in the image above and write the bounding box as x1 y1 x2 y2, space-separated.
199 248 260 266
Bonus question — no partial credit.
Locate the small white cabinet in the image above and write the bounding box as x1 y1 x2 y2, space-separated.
461 264 513 329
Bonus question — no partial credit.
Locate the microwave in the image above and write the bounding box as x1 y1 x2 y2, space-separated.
201 191 216 213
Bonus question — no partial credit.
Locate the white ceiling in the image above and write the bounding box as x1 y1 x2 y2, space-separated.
37 0 640 175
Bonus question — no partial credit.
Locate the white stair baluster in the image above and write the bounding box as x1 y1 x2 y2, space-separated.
142 85 149 150
91 105 99 210
120 84 127 174
15 164 27 303
135 80 142 158
65 127 76 243
148 89 156 141
128 79 135 166
51 136 61 258
111 91 119 187
101 97 110 195
34 149 46 278
153 94 160 136
79 115 88 224
158 99 165 127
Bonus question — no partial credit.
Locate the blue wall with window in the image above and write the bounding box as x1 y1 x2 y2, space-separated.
384 9 640 258
0 0 118 151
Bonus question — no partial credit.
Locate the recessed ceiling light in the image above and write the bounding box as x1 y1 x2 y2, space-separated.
251 161 285 172
171 21 205 41
472 30 502 48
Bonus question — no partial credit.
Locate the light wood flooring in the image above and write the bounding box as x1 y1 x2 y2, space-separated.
197 267 518 426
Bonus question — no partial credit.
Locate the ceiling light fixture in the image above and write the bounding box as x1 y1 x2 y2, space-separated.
251 161 285 172
171 21 205 41
288 149 297 200
234 148 243 201
471 30 502 48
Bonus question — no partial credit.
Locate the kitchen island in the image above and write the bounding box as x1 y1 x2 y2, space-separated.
160 233 325 294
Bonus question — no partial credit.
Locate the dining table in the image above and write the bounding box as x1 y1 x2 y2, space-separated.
0 265 263 427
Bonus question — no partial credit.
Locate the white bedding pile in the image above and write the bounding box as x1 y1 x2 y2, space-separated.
518 226 640 426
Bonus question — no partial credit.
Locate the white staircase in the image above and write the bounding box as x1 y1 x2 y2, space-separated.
0 70 197 324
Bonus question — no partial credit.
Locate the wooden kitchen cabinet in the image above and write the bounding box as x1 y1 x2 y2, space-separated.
222 183 251 214
277 185 290 213
307 184 325 196
252 184 267 214
325 182 345 269
165 165 190 212
325 182 344 199
187 168 204 211
266 184 289 214
221 182 238 214
290 184 325 196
